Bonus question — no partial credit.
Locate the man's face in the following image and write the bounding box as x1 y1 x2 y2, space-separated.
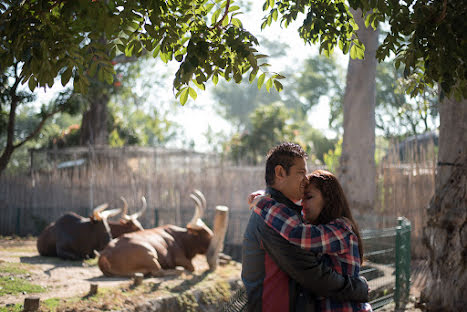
276 157 308 202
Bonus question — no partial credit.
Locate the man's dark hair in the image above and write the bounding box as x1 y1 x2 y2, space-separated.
265 142 308 186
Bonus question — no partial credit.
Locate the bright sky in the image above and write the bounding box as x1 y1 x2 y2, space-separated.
34 1 348 152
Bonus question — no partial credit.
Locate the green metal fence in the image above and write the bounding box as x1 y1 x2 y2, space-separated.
362 217 411 310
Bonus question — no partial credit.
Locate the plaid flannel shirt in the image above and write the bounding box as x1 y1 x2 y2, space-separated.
252 195 372 312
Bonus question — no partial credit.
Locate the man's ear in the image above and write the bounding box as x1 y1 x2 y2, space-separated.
274 165 285 182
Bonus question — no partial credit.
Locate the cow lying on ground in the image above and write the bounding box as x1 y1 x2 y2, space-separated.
97 190 229 276
37 197 146 260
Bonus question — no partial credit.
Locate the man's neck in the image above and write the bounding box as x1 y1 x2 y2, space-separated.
266 187 302 213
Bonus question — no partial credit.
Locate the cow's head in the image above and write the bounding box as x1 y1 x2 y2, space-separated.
118 196 146 231
187 190 229 270
186 190 213 255
90 203 122 249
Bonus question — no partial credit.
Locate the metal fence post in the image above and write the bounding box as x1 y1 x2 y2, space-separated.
395 217 411 309
394 222 401 308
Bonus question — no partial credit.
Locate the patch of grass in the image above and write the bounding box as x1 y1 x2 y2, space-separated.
42 298 62 311
83 257 98 267
0 262 30 275
0 303 23 312
0 276 46 296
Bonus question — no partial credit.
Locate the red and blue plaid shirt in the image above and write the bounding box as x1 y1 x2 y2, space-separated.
252 195 372 312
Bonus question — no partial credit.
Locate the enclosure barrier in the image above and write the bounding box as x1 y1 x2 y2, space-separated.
363 217 411 310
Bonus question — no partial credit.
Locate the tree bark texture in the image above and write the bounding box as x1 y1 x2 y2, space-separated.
422 96 467 310
338 9 378 211
79 92 109 146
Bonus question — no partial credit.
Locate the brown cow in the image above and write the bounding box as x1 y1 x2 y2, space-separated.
97 190 229 277
37 197 146 259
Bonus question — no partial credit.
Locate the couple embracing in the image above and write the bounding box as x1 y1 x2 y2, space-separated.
242 142 372 312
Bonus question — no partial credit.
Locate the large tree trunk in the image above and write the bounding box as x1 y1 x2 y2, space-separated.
79 92 109 145
338 9 378 211
421 96 467 310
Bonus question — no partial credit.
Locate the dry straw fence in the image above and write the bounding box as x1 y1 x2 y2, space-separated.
0 142 435 259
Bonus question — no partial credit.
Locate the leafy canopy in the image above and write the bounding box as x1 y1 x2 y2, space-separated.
1 0 465 102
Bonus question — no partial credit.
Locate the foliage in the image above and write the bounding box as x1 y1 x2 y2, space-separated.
375 62 439 138
224 102 301 164
323 138 342 173
261 0 466 98
0 0 284 104
1 0 464 102
212 77 281 130
296 54 345 125
108 102 179 147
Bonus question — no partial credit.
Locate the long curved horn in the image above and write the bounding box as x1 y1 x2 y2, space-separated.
193 189 206 213
133 196 147 218
100 208 122 220
92 203 109 220
188 193 202 226
120 197 129 218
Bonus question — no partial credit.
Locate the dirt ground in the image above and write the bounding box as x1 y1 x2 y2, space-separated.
0 237 427 311
0 237 220 308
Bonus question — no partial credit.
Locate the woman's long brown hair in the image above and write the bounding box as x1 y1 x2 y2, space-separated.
307 170 364 263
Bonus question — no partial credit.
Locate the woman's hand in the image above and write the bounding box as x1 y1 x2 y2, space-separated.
247 190 265 208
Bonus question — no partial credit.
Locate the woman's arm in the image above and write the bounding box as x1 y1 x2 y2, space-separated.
252 196 351 254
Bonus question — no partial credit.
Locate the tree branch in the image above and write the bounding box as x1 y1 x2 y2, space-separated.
208 0 231 31
434 0 447 24
13 105 67 149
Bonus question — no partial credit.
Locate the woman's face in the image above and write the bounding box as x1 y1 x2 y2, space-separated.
302 184 325 224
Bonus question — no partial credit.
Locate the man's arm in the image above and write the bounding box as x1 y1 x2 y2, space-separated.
257 220 368 302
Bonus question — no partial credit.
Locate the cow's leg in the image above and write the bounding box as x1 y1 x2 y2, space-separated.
174 256 195 272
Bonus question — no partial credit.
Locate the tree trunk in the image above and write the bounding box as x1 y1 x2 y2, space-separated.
421 96 467 310
79 92 109 145
338 9 378 211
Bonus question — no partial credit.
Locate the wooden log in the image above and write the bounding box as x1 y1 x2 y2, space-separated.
23 297 40 311
134 273 144 286
89 283 98 296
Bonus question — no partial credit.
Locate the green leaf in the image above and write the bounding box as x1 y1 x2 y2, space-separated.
180 88 189 105
249 69 258 83
229 5 240 12
222 15 229 27
272 9 278 21
213 74 219 85
257 73 265 89
231 18 242 28
61 67 73 86
273 79 283 92
153 45 161 58
188 87 197 100
28 77 36 92
88 61 98 77
104 70 114 84
211 8 221 24
265 77 273 91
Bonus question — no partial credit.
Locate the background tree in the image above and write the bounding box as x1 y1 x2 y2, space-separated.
338 9 378 211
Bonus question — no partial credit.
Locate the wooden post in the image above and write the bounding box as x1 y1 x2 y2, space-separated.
23 297 40 311
206 205 229 270
134 273 144 286
89 283 98 296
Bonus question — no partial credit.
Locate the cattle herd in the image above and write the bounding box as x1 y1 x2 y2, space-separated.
36 190 229 277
